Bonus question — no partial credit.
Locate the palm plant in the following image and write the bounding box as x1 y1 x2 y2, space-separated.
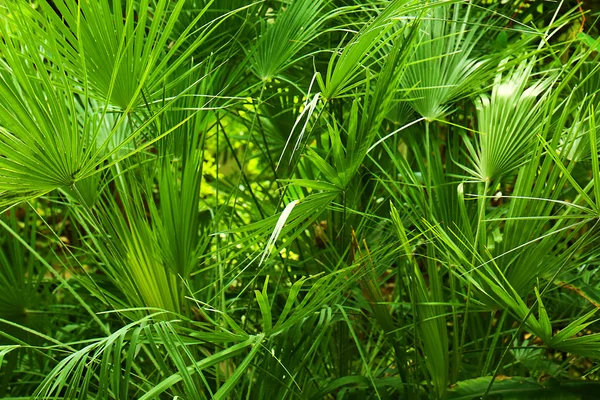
402 1 488 121
2 0 600 399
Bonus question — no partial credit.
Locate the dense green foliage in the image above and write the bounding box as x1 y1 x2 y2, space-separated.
1 0 600 398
